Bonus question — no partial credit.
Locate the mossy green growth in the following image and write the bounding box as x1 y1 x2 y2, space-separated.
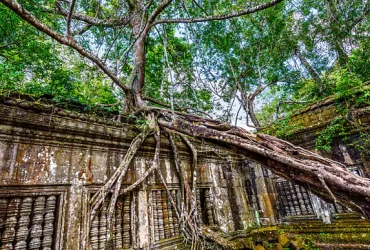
264 115 304 139
315 84 370 152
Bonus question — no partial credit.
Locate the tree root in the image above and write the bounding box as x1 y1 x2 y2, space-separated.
88 116 238 249
179 134 199 221
90 129 150 222
89 114 156 247
167 132 196 237
155 164 194 240
158 113 370 219
166 129 237 249
167 131 192 214
86 109 370 249
318 172 338 205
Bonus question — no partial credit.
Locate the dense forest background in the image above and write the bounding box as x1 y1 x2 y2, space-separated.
1 0 369 130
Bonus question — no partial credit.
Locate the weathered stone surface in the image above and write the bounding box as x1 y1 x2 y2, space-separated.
0 100 255 249
271 243 283 250
290 237 305 250
1 95 370 249
277 234 289 247
251 227 278 242
253 244 266 250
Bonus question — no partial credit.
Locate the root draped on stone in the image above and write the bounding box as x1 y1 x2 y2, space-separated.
158 111 370 219
88 109 370 250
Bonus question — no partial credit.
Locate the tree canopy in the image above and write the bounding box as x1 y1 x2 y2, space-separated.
1 0 369 126
1 0 370 248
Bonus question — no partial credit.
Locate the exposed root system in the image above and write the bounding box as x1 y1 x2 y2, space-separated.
88 110 370 249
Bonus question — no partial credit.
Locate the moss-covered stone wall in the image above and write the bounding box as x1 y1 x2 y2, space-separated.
0 97 259 249
1 95 370 249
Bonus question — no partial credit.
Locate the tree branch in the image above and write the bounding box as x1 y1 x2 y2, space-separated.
294 46 322 86
344 0 370 35
143 96 172 109
147 0 173 26
153 0 283 25
51 2 131 27
73 23 92 36
275 99 311 119
66 0 76 36
237 81 277 128
0 0 130 94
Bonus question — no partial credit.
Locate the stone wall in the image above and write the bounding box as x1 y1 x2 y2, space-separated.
249 94 370 248
272 92 370 172
259 93 370 224
1 95 370 249
0 97 259 249
281 93 370 178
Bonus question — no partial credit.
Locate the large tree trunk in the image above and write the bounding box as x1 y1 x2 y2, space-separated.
158 113 370 219
123 1 148 112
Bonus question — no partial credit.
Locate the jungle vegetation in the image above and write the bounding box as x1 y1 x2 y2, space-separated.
1 0 370 248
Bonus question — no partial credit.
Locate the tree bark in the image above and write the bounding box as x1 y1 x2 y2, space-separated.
326 0 349 67
294 46 322 87
237 82 275 128
158 113 370 219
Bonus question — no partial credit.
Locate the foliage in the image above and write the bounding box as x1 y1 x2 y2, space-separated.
266 114 303 139
253 0 370 127
0 0 369 125
265 72 370 148
145 28 212 112
0 5 120 111
315 117 347 151
315 82 370 152
187 2 298 122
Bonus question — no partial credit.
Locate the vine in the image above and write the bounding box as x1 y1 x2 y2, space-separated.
264 114 304 139
315 116 347 151
315 82 370 153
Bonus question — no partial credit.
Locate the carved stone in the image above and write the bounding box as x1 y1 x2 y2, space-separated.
114 200 123 249
90 210 100 250
290 185 300 215
29 196 45 249
167 191 175 238
171 190 179 236
152 191 160 241
1 198 21 250
15 197 32 250
161 191 170 239
205 189 214 227
157 191 165 240
98 203 107 250
42 196 57 250
122 194 131 248
0 199 8 231
301 188 314 214
196 189 202 221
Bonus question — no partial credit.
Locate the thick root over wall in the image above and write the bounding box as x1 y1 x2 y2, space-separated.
89 111 370 249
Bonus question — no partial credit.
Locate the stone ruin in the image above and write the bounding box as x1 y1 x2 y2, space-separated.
0 95 369 249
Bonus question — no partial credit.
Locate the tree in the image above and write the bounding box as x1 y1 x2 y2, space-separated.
186 4 296 128
1 0 370 248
